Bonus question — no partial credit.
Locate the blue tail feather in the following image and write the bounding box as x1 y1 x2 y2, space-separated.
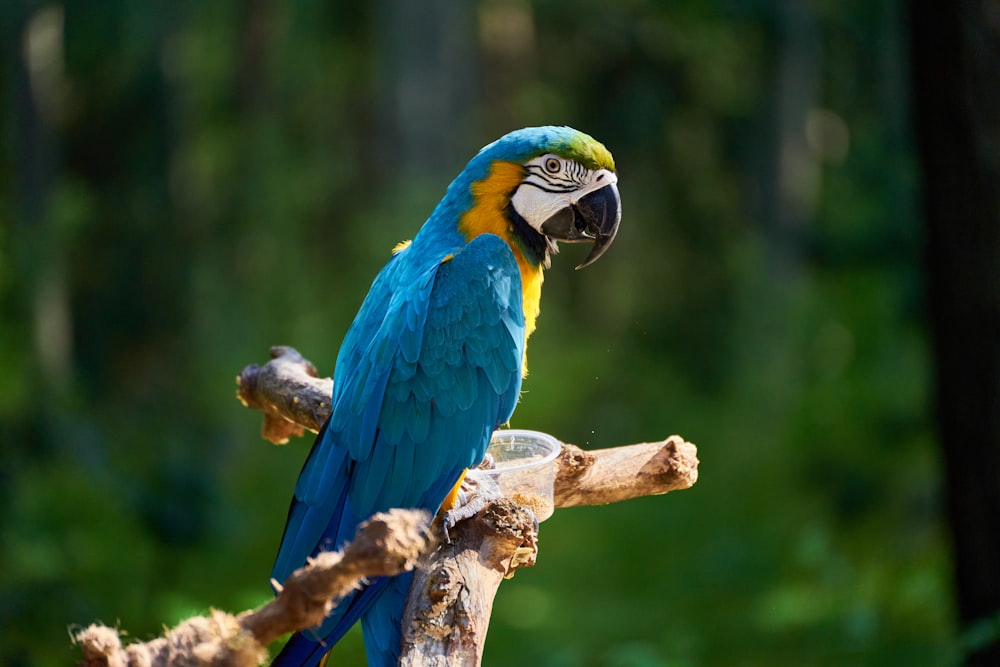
360 573 414 667
270 576 396 667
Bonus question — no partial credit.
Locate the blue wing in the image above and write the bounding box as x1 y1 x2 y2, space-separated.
271 233 525 667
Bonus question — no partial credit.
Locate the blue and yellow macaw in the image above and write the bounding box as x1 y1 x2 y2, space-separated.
270 126 620 666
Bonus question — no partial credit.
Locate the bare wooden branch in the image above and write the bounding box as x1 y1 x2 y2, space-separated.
400 499 537 666
235 346 701 506
236 345 333 444
73 510 432 667
553 438 699 507
242 509 433 646
77 349 698 666
74 348 700 667
75 610 264 667
226 346 699 665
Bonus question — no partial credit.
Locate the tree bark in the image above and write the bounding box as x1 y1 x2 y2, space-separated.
399 499 538 666
908 1 1000 663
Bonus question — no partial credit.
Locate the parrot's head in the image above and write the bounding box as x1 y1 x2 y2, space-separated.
458 126 621 270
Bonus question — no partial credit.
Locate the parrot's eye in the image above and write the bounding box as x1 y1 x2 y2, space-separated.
543 157 562 174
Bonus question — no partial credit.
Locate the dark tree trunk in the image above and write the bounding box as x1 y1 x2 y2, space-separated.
908 1 1000 664
374 0 477 177
759 0 821 280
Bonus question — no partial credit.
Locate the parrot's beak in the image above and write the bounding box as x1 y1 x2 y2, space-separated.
539 182 621 269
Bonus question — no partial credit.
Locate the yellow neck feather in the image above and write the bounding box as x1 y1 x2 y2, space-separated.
459 161 544 373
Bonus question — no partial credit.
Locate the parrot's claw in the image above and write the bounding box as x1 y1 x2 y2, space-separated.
440 468 504 543
441 494 491 542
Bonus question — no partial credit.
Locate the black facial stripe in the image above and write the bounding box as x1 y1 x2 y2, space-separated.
525 162 588 188
520 180 578 194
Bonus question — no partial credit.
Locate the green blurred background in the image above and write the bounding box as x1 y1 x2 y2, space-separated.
0 1 958 665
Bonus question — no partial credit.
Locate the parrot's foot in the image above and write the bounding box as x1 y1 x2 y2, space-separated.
440 467 503 543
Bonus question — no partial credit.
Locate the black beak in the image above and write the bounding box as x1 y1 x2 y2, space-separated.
539 182 621 269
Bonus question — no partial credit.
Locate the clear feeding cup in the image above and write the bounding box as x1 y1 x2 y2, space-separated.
482 429 562 522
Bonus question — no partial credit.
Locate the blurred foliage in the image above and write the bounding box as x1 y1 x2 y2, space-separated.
0 0 955 665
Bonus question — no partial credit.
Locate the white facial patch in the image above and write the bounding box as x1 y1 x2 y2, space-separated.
510 154 618 232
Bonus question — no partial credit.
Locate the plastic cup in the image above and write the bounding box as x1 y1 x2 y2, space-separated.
483 429 562 522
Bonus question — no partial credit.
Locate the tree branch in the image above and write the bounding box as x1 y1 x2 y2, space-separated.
229 346 700 665
553 438 698 508
74 510 432 667
236 345 333 444
77 348 699 666
400 498 538 665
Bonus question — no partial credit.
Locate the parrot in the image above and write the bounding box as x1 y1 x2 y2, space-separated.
269 125 621 667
